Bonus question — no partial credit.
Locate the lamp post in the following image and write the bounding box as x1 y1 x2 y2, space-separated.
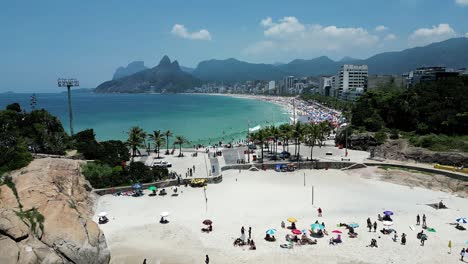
57 78 79 136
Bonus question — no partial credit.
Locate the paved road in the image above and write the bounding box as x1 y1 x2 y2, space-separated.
222 147 247 164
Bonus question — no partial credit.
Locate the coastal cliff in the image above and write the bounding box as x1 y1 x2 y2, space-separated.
0 158 110 264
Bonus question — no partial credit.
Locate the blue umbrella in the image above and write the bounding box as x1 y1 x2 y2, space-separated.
456 217 467 224
132 183 142 189
348 223 359 228
383 211 394 216
301 229 308 234
266 229 277 235
311 223 324 230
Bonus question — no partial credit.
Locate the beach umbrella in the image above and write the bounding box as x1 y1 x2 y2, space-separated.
132 183 142 189
311 223 324 230
456 217 467 224
291 229 302 235
203 219 212 225
266 229 277 235
383 211 394 216
98 212 107 217
148 186 157 191
160 211 169 217
301 229 308 234
427 227 436 232
332 230 342 234
287 217 297 223
348 223 359 228
382 221 393 227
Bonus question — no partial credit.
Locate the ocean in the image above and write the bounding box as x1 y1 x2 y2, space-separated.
0 93 289 145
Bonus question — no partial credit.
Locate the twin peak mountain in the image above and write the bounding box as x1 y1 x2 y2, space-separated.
95 56 201 93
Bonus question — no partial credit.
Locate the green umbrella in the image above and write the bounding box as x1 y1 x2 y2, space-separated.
148 186 157 191
427 227 436 232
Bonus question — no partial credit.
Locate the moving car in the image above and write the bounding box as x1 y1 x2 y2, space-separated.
152 160 172 168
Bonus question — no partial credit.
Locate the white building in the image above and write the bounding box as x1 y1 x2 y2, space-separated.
319 76 333 96
338 64 368 99
283 76 294 94
268 81 276 90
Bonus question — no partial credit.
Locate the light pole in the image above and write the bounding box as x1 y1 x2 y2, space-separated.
58 78 79 136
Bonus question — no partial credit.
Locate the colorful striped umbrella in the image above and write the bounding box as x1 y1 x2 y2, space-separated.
456 217 467 224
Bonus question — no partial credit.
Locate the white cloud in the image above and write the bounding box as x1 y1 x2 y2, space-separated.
409 23 456 46
384 34 397 41
375 25 388 32
455 0 468 6
261 16 305 37
244 16 379 57
171 24 211 41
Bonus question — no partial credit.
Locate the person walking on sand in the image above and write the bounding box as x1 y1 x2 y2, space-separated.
401 233 406 245
422 214 426 226
373 221 377 232
248 227 252 239
416 214 420 225
461 248 465 261
241 226 245 235
205 254 210 264
368 222 372 232
318 207 323 217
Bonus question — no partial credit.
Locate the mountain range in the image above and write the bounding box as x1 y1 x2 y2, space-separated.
95 56 202 93
97 38 468 92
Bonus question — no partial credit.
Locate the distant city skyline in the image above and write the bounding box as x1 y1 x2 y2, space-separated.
1 0 468 92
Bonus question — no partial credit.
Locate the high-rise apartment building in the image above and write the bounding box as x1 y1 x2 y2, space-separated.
338 64 368 99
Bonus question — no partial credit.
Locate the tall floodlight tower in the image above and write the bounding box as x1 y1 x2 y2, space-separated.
57 78 79 136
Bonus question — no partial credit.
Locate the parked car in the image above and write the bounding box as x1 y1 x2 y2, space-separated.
152 160 172 168
279 151 291 159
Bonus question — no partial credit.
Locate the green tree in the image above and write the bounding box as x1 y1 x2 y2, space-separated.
174 135 188 157
127 126 146 158
164 130 173 155
148 130 165 158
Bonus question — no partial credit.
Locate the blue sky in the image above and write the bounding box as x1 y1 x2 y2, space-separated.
1 0 467 92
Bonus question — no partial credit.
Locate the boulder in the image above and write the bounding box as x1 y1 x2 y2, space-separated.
0 158 110 264
373 139 468 166
0 209 29 241
0 235 20 263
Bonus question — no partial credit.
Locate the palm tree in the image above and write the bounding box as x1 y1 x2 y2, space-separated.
271 125 280 155
148 130 165 158
164 130 173 155
306 123 321 161
174 135 188 157
279 124 292 152
252 130 267 163
127 126 146 159
292 123 305 160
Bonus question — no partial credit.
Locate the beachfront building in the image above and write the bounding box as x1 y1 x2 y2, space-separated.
338 64 368 101
283 76 294 95
319 76 333 96
403 66 460 88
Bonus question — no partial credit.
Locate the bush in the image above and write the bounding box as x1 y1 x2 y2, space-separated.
390 129 399 139
374 130 388 144
82 162 114 189
408 134 468 152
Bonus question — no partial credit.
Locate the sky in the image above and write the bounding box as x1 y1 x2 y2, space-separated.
1 0 468 92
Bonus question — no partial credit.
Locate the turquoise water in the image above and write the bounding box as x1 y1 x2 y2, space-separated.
0 93 289 145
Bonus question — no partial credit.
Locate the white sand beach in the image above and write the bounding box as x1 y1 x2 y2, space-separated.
95 165 468 264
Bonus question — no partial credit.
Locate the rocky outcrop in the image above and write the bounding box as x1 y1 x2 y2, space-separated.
0 158 110 264
348 133 378 151
373 139 468 166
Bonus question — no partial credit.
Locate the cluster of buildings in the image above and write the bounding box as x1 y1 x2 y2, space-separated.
191 64 467 102
193 77 319 95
